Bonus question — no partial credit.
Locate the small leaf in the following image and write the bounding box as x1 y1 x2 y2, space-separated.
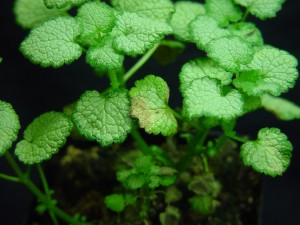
159 206 181 225
86 35 124 72
0 101 21 156
105 194 125 212
14 0 68 29
129 75 178 136
20 17 82 68
44 0 87 9
113 12 173 56
261 94 300 121
227 22 264 46
15 112 72 164
73 89 133 146
205 0 243 27
189 15 230 50
111 0 174 21
165 186 182 204
240 128 293 176
76 1 116 46
234 0 285 20
189 195 215 215
170 1 205 42
182 77 244 121
179 57 232 92
206 35 254 73
233 46 298 96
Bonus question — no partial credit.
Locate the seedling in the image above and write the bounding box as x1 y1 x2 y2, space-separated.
0 0 298 224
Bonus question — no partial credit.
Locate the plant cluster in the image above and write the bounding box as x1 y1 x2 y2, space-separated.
0 0 299 224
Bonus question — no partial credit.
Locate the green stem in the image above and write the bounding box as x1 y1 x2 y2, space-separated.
0 173 21 182
108 70 120 89
130 129 151 155
123 43 160 84
37 164 59 225
4 152 85 225
176 128 209 172
227 134 248 143
241 8 250 22
201 155 210 173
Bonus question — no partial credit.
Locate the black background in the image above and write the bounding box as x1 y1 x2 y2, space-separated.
1 0 300 224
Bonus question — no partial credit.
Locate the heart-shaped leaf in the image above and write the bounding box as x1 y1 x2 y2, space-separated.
182 77 244 120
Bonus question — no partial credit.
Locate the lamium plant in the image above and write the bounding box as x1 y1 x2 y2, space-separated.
0 0 299 224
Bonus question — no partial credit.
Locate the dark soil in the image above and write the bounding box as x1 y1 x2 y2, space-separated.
27 137 261 225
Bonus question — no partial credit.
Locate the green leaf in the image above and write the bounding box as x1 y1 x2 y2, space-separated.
86 35 124 72
261 94 300 121
76 2 116 46
179 57 232 92
14 0 68 29
189 15 230 50
20 17 82 68
44 0 87 9
73 89 133 146
105 194 125 212
111 0 174 21
182 77 244 121
206 35 254 73
227 22 264 46
189 195 215 215
233 46 298 96
240 128 293 176
126 174 146 190
113 12 173 56
15 112 72 164
205 0 243 27
159 206 181 225
243 94 261 113
234 0 285 20
129 75 178 136
170 1 205 42
0 101 21 156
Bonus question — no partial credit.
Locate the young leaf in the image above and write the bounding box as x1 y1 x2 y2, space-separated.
14 0 68 29
182 77 244 121
159 206 181 225
105 194 125 212
111 0 174 21
233 46 298 96
189 15 230 50
86 35 124 72
20 17 82 68
44 0 87 9
76 2 115 46
113 12 173 56
206 35 254 73
129 75 178 136
179 57 232 92
240 128 293 176
170 1 205 42
73 89 133 146
234 0 285 20
261 94 300 121
205 0 243 27
227 22 264 46
0 101 21 156
15 112 72 164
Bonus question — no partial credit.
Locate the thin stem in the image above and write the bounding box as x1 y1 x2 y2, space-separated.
176 128 209 172
130 129 152 155
123 43 160 84
241 8 250 22
108 70 120 89
37 164 59 225
0 173 21 182
214 134 228 151
201 155 210 173
4 152 86 225
227 134 249 143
